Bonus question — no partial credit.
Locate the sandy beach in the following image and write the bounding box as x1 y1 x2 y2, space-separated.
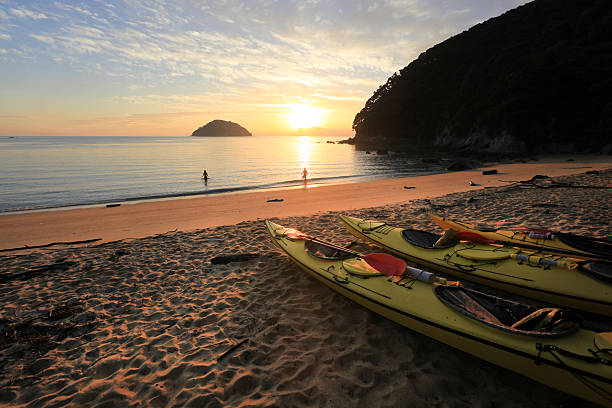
0 158 611 407
1 156 610 251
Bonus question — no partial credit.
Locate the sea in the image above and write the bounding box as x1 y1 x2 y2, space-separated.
0 136 446 213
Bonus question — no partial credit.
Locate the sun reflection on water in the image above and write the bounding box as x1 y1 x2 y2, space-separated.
298 135 312 173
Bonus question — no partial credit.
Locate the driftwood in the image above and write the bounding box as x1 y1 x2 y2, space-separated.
497 173 610 190
531 203 560 208
0 238 101 253
210 253 259 265
217 338 248 362
0 259 77 283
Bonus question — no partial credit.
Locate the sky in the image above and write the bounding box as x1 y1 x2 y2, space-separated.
0 0 528 137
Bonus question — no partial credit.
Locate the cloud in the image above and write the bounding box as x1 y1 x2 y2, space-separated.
53 2 92 16
0 0 529 135
29 34 54 44
9 7 48 19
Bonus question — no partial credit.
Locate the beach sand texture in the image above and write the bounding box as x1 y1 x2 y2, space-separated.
0 169 610 407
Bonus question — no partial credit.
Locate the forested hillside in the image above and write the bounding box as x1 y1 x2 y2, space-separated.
352 0 612 154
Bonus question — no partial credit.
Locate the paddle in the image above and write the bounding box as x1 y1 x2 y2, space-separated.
282 230 406 276
456 231 611 261
510 227 612 245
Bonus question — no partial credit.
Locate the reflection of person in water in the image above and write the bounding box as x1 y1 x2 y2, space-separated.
202 169 208 183
301 167 308 181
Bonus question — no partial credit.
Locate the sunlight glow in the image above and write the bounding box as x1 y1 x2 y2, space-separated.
298 136 312 171
286 104 326 130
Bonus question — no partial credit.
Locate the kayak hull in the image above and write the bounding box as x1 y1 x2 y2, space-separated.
265 220 612 407
339 215 612 317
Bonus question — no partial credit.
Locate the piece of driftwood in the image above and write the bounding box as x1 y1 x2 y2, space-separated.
217 338 248 362
210 253 259 265
0 238 101 253
0 260 77 283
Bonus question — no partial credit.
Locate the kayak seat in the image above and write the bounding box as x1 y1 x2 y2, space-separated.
304 240 355 260
435 285 580 337
402 229 455 249
510 308 567 331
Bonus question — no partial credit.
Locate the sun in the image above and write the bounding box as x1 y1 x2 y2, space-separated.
286 104 326 130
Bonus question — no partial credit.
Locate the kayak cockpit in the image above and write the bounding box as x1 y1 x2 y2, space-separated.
559 234 612 260
401 229 457 249
578 261 612 284
435 285 580 337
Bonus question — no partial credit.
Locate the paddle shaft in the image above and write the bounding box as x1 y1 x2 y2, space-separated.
512 227 612 245
283 231 363 257
459 232 610 261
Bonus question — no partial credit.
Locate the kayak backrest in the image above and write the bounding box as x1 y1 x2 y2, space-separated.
401 229 455 249
594 332 612 356
578 261 612 284
434 285 580 337
304 239 355 260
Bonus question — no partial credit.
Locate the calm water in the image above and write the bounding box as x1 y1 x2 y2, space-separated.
0 136 444 212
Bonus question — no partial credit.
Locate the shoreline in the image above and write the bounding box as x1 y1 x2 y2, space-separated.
0 156 610 251
1 154 607 216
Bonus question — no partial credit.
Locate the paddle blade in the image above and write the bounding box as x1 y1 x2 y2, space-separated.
364 253 406 276
457 231 496 245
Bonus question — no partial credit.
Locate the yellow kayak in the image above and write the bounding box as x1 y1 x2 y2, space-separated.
430 214 612 261
339 214 612 316
265 220 612 407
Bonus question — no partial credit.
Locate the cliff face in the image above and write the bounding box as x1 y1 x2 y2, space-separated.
352 0 612 154
192 120 252 136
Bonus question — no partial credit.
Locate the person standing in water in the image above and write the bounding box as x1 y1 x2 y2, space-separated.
202 169 208 183
301 167 308 181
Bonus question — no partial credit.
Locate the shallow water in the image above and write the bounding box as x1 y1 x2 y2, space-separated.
0 136 444 212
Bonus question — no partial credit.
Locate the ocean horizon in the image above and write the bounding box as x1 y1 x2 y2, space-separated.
0 135 446 213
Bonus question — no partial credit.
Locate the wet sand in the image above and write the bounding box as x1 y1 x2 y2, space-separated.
0 163 610 407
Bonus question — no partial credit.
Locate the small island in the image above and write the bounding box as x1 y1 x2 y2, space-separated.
191 120 252 137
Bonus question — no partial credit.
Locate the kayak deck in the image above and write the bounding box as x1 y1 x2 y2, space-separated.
339 214 612 316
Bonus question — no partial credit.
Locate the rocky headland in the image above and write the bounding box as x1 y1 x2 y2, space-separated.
351 0 612 155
